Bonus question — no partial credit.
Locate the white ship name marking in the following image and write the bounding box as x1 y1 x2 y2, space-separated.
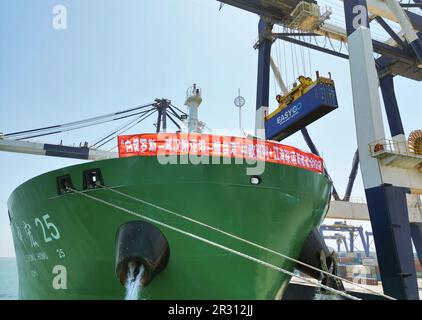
23 221 39 248
35 214 60 243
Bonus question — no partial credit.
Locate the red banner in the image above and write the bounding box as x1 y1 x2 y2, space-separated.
118 133 324 174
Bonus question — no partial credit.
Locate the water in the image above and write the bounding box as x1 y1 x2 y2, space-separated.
125 263 145 300
0 258 18 300
1 258 144 300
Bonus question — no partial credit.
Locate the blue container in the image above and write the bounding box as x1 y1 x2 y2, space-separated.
265 83 338 141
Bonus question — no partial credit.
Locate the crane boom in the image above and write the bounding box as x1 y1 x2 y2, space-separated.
0 137 117 161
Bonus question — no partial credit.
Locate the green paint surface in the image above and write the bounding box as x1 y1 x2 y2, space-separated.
8 155 331 299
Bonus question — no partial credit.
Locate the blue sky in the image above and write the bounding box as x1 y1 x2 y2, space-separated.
1 0 421 257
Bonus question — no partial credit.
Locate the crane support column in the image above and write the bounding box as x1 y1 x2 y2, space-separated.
343 149 360 201
344 0 419 299
379 73 422 264
365 186 419 299
366 231 373 251
255 18 273 139
343 237 349 252
379 75 405 140
358 227 370 257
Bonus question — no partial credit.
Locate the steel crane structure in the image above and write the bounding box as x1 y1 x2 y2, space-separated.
322 233 350 253
1 0 422 300
218 0 422 299
320 222 370 257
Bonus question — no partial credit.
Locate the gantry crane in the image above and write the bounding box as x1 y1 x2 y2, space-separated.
219 0 422 299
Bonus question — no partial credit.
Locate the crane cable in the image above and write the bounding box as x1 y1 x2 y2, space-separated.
4 102 156 140
299 36 307 76
102 104 186 151
293 38 301 80
290 39 296 82
283 30 289 86
5 101 186 148
95 105 186 150
94 108 158 150
90 108 156 148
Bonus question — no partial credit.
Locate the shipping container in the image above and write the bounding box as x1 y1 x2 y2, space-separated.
265 83 338 140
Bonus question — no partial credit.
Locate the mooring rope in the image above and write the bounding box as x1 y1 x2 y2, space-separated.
98 184 396 300
67 187 361 300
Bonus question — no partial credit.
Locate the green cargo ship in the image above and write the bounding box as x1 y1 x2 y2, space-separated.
4 85 335 300
7 133 331 300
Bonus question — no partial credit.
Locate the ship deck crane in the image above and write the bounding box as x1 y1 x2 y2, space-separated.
0 99 187 161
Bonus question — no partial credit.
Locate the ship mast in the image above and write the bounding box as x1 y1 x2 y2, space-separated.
184 84 203 133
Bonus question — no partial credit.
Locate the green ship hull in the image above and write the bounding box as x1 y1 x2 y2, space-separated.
8 155 331 299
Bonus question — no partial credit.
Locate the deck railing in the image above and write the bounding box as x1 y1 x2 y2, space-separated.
368 139 422 158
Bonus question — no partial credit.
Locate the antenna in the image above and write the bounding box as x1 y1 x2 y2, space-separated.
234 89 245 136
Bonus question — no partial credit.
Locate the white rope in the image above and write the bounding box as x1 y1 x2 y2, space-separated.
293 41 301 78
290 42 296 81
97 185 396 300
272 61 277 97
299 38 307 76
68 187 361 300
307 42 313 78
277 26 285 86
283 37 288 86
